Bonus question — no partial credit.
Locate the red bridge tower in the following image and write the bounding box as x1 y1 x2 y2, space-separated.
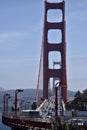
43 0 67 102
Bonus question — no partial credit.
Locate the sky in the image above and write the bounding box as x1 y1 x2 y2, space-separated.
0 0 87 92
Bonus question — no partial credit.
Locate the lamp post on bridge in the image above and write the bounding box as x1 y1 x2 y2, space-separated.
55 82 63 129
4 93 11 112
55 82 60 118
6 95 11 112
55 82 65 118
15 89 23 117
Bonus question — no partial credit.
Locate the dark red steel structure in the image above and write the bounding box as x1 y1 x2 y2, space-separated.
43 0 67 102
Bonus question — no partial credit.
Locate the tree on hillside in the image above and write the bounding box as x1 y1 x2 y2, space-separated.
71 90 87 110
66 89 87 110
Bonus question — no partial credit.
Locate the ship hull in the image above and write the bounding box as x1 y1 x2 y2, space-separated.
2 115 51 130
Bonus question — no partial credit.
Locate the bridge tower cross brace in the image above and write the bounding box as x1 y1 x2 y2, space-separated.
43 0 67 102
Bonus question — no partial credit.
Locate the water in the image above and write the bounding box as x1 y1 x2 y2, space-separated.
0 112 11 130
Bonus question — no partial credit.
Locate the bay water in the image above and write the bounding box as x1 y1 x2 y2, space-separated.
0 112 11 130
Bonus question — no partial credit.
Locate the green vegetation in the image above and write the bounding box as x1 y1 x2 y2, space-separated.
66 89 87 111
31 101 37 110
50 116 85 130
